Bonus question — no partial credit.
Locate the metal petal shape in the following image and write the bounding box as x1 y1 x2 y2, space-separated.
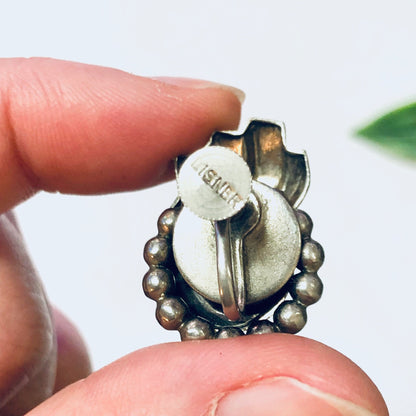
175 120 309 207
211 120 310 207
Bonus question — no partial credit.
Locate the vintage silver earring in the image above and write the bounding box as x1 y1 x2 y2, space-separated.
142 120 324 340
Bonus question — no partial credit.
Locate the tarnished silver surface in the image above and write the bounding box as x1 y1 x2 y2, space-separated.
216 327 244 338
157 209 177 237
173 181 301 305
289 272 323 306
274 300 307 334
177 146 252 221
214 219 240 321
295 210 313 238
210 120 310 208
300 239 325 273
142 120 325 340
143 236 170 266
180 318 214 341
229 192 260 312
156 297 186 330
143 268 173 301
247 320 276 335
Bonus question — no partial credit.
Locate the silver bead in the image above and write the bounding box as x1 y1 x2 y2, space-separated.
274 301 307 334
143 268 173 301
180 318 213 341
144 236 170 266
299 239 324 272
157 209 178 237
156 297 186 330
289 272 323 306
296 210 313 238
247 320 275 335
216 327 244 339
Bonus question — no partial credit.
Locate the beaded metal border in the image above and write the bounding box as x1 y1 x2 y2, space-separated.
142 206 324 341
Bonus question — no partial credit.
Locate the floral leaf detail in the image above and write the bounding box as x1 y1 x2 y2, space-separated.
356 102 416 161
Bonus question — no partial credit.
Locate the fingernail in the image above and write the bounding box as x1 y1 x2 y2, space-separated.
212 377 378 416
151 76 245 104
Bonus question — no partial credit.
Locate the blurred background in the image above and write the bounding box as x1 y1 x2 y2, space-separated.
1 1 415 413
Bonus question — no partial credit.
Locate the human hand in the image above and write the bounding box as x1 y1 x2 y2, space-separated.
0 58 388 415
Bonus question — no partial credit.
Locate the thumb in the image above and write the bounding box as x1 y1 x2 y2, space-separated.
26 335 388 416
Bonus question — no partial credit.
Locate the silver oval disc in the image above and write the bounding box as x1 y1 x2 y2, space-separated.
177 146 252 221
173 181 301 305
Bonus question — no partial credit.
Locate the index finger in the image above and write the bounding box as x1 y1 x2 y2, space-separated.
0 58 243 213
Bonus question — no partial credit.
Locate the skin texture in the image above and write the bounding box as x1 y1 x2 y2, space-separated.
0 58 388 415
27 335 387 416
52 309 91 393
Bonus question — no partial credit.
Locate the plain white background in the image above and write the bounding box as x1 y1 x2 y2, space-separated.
0 1 415 413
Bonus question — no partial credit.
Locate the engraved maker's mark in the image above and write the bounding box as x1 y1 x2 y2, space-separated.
192 160 243 208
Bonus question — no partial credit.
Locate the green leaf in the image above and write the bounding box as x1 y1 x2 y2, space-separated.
356 102 416 161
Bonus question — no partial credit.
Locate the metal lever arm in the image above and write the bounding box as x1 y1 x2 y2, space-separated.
214 219 241 321
230 193 261 313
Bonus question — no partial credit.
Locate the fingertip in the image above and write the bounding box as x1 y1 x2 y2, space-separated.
27 334 388 416
0 58 243 211
152 76 245 105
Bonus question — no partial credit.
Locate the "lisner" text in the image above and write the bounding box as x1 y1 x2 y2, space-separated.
191 160 243 208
